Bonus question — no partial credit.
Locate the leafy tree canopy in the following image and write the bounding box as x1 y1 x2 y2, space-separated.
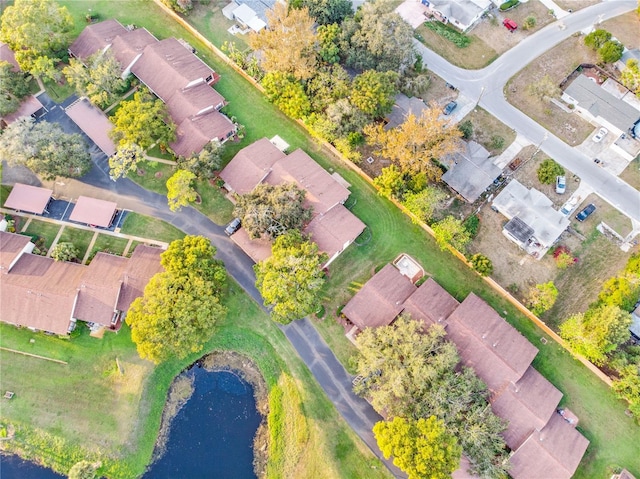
403 186 447 223
248 3 317 80
262 71 311 119
598 40 624 63
620 59 640 95
110 89 176 150
108 143 145 180
351 70 398 118
470 253 493 277
584 29 612 50
373 416 461 479
0 0 74 74
305 64 351 112
432 216 472 252
63 51 128 108
293 0 352 25
161 235 226 293
0 118 91 180
234 183 312 240
254 230 327 324
166 169 197 212
0 61 32 116
176 141 223 179
536 158 564 184
50 242 78 262
365 107 462 179
526 281 558 316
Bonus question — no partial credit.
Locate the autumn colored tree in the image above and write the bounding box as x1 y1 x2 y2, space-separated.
560 304 632 365
63 51 128 108
166 170 197 212
0 0 74 75
108 143 145 180
373 416 461 479
248 3 317 80
432 216 472 252
350 70 398 117
526 281 558 316
254 230 327 324
126 236 227 363
110 89 175 149
373 165 406 199
365 107 462 179
261 72 311 119
553 246 576 269
620 59 640 95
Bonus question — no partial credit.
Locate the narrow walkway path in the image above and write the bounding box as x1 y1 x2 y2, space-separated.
122 238 134 256
82 231 99 264
20 217 32 233
47 225 65 257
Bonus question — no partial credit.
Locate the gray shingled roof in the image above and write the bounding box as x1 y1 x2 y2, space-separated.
442 141 501 203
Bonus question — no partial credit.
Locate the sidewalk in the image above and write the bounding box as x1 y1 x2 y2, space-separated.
493 133 532 169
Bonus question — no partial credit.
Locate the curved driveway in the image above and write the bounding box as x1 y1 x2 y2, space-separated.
416 0 640 222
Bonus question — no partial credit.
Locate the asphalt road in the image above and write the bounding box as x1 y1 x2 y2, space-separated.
415 0 640 223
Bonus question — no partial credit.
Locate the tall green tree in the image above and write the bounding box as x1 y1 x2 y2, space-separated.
620 59 640 95
598 40 624 63
584 29 612 50
526 281 558 316
295 0 352 25
350 70 398 117
403 187 447 223
176 141 223 179
560 304 632 365
0 0 74 75
0 118 91 180
0 61 32 116
373 416 461 479
536 158 564 184
599 274 640 311
108 143 145 180
126 236 227 363
63 51 128 108
432 216 472 252
234 183 312 240
612 364 640 421
110 89 175 149
166 170 197 212
254 230 327 324
261 72 311 119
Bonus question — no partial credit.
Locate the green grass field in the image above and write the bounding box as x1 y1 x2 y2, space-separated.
120 212 185 243
56 227 94 260
22 220 63 250
90 234 129 256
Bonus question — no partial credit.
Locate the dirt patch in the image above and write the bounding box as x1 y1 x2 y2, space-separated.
506 35 598 145
460 106 517 155
553 0 599 11
601 11 640 48
151 351 269 478
619 156 640 191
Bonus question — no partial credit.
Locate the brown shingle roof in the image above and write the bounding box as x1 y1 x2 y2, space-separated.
68 19 128 60
343 264 417 329
266 149 350 215
131 38 216 102
509 413 589 479
229 227 272 264
0 253 85 335
304 204 366 262
219 138 286 194
170 110 236 158
69 196 117 228
117 245 164 311
0 231 32 273
65 98 116 156
401 278 459 327
3 183 52 215
0 42 20 71
109 27 157 72
445 293 538 392
74 253 128 326
1 95 44 124
165 83 226 124
491 366 563 450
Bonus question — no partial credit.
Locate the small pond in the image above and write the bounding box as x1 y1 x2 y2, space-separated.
143 366 262 479
0 454 65 478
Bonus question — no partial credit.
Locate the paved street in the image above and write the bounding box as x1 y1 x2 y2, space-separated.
415 0 640 223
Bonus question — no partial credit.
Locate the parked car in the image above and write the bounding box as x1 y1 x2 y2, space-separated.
443 101 457 115
575 204 596 222
560 196 579 216
555 175 566 194
224 217 242 236
503 18 518 31
592 127 608 142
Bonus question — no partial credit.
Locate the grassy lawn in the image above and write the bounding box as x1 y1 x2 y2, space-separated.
187 0 249 50
120 212 185 243
57 227 94 260
90 234 129 256
44 2 640 477
459 106 517 155
0 280 391 479
1 184 13 204
619 156 640 191
42 73 76 103
128 160 174 196
146 144 177 162
194 178 235 225
23 220 63 250
415 22 498 69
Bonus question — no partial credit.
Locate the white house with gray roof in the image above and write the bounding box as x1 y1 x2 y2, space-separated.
422 0 492 32
442 140 501 203
562 75 640 136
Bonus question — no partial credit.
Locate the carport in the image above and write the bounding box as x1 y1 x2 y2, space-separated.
3 183 53 214
65 98 116 156
69 196 118 228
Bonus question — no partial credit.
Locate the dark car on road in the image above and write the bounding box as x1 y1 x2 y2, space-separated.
575 204 596 222
443 101 457 115
225 217 241 235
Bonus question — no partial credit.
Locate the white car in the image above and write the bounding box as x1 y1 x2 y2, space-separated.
592 127 608 143
555 176 566 194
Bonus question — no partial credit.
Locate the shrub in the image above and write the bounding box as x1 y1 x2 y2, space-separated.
553 246 576 269
490 135 505 150
499 0 519 11
598 40 624 63
463 214 480 237
50 242 79 262
537 158 564 184
527 281 558 316
470 253 493 276
459 120 473 140
424 22 470 48
523 16 536 30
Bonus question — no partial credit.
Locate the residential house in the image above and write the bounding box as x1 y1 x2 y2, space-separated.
219 138 366 266
342 261 590 479
0 41 21 71
0 230 163 335
68 20 235 157
442 140 501 203
222 0 280 32
492 180 570 258
384 93 427 130
630 304 640 340
422 0 492 32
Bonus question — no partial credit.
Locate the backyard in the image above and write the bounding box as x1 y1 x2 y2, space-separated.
6 1 639 477
459 106 516 155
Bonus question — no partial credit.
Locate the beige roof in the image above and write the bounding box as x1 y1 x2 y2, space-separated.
109 27 157 71
229 227 272 264
68 19 128 60
3 183 52 215
0 253 85 335
65 98 116 156
117 245 164 311
509 413 589 479
0 42 20 71
266 148 350 215
305 204 365 261
69 196 117 228
1 95 44 124
74 253 128 325
445 293 538 392
170 110 236 158
616 470 637 479
490 366 563 450
166 83 226 124
219 138 286 194
343 264 417 330
131 37 216 102
0 231 32 273
401 278 459 327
